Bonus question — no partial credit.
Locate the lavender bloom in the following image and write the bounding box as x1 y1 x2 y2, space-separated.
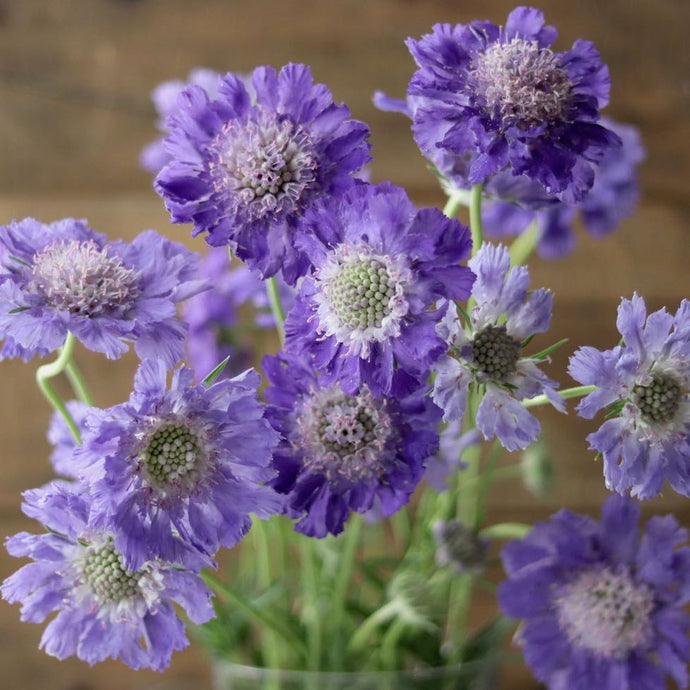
482 119 645 258
284 182 475 397
183 246 294 380
0 218 205 366
569 294 690 499
2 482 214 671
263 351 441 538
155 64 371 284
432 243 564 451
74 359 282 569
499 494 690 689
406 7 621 203
141 68 223 174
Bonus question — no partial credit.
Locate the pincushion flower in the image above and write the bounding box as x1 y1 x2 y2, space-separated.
499 494 690 689
263 351 442 538
406 6 621 203
140 67 223 174
0 218 205 365
284 182 475 397
482 119 645 258
155 63 371 284
2 482 214 671
74 359 282 569
183 246 294 380
432 243 564 450
568 294 690 498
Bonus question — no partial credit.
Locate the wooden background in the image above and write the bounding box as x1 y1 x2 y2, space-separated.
0 0 688 688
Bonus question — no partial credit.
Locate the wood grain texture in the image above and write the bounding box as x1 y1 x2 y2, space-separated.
0 1 688 688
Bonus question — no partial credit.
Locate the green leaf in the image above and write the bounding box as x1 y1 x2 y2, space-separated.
202 356 231 387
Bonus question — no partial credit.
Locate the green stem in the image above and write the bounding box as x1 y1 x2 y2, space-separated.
329 515 363 669
480 522 532 541
348 600 399 652
509 219 540 266
473 441 503 531
266 276 286 346
442 189 471 219
380 616 405 672
457 464 523 493
522 384 596 408
469 184 484 256
200 570 306 658
35 333 80 444
299 538 322 671
65 359 94 406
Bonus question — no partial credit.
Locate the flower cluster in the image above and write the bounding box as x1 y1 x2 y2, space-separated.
1 6 687 686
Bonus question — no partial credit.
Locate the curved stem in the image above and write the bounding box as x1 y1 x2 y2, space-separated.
266 276 285 346
35 333 80 443
469 184 484 256
65 359 94 406
522 384 596 408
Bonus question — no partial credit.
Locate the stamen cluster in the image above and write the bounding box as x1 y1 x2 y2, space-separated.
81 543 142 605
470 324 521 382
632 371 682 425
139 421 202 488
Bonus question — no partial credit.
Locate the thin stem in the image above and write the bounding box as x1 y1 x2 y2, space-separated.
35 333 80 443
200 570 306 658
329 515 363 668
473 441 503 531
299 538 322 671
266 276 286 346
65 359 94 406
522 384 596 408
480 522 532 540
509 219 540 266
442 189 471 219
469 184 484 256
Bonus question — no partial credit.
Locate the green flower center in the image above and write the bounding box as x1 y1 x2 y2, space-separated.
82 543 141 604
633 371 682 424
140 422 202 487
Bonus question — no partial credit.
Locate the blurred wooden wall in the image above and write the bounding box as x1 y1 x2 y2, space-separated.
0 1 687 688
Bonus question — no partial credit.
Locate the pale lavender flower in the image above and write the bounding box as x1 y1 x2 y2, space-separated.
432 243 564 450
0 218 205 366
569 294 689 498
499 494 690 689
74 359 282 569
2 482 214 671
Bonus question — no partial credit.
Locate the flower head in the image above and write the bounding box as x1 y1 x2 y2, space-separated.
2 482 214 671
183 246 294 380
568 294 690 499
73 360 282 569
432 519 488 575
284 182 474 396
499 494 690 688
432 243 563 451
155 64 371 284
406 7 621 203
140 68 224 174
0 218 204 365
263 351 441 537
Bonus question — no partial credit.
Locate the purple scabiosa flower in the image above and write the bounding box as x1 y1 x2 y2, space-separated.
263 350 442 538
568 294 690 499
155 64 371 284
183 246 294 380
141 68 224 174
499 494 690 689
432 243 564 451
482 119 645 258
284 182 474 397
75 359 282 569
406 7 621 203
2 481 214 671
0 218 205 365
